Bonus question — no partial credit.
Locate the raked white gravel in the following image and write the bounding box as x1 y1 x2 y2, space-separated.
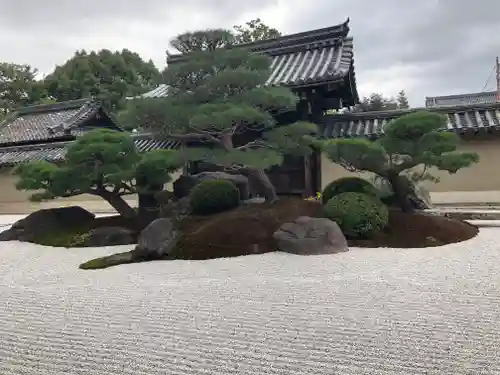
1 229 500 374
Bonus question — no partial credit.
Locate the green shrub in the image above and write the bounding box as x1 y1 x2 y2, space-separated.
322 177 378 204
189 180 240 215
324 192 389 238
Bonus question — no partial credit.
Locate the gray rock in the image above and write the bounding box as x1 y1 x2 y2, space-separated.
173 172 250 200
273 216 348 255
159 197 191 220
411 183 432 209
84 227 136 247
173 175 198 199
133 218 180 260
0 206 95 242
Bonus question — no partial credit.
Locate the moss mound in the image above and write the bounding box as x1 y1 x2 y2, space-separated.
349 210 478 248
172 198 323 260
169 198 478 260
33 215 141 248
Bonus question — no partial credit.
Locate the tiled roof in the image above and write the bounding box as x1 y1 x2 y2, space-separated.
137 19 357 100
265 37 353 87
0 99 101 145
321 103 500 139
0 134 179 167
426 91 499 108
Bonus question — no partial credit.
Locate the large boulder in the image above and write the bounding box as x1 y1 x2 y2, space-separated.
0 206 95 242
80 218 180 270
84 227 136 247
273 216 348 255
173 172 250 200
133 218 181 260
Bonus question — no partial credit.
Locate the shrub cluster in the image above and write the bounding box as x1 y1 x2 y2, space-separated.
322 177 388 238
189 180 240 215
322 177 379 204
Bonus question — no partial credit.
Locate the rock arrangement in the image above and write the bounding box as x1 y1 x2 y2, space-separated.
1 172 479 271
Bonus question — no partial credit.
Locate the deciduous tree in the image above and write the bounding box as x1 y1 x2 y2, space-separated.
396 90 410 109
43 49 161 113
0 62 44 116
324 111 478 212
233 18 281 44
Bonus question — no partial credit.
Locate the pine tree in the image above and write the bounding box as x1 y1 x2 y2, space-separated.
396 90 410 109
324 111 478 212
124 30 318 202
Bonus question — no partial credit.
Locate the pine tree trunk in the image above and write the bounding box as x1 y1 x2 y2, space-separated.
220 133 278 203
98 191 138 219
238 167 278 203
387 174 414 213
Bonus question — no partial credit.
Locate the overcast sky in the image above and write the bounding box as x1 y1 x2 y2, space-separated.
1 0 499 107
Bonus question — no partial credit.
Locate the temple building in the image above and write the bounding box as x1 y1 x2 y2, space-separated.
3 19 499 212
322 102 500 199
0 99 177 213
425 90 498 108
140 18 359 197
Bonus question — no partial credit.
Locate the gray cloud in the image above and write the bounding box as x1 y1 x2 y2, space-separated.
1 0 498 106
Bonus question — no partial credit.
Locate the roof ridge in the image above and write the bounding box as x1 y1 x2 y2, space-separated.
426 90 497 100
16 99 93 116
46 101 98 134
167 19 351 63
329 102 500 118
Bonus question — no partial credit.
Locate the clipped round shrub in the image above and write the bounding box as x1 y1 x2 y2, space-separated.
324 192 389 238
189 180 240 215
322 177 378 204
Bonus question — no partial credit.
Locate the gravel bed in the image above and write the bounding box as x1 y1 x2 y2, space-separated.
1 229 500 374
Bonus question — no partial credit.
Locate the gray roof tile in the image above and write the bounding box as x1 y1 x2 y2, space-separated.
0 134 179 167
0 99 100 145
426 91 499 108
322 103 500 139
136 19 356 99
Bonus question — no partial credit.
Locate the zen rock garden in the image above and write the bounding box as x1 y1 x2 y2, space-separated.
0 29 480 270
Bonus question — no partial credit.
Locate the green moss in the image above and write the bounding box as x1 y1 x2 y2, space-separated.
33 230 92 248
79 257 109 270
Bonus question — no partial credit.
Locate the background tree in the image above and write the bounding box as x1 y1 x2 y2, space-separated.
353 92 411 112
0 62 45 116
323 111 478 212
42 49 161 113
14 129 181 221
123 29 318 202
396 90 410 109
233 18 281 44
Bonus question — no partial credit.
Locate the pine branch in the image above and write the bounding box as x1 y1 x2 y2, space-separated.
165 132 221 144
236 140 268 150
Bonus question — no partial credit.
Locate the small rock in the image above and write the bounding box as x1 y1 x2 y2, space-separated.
273 216 348 255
